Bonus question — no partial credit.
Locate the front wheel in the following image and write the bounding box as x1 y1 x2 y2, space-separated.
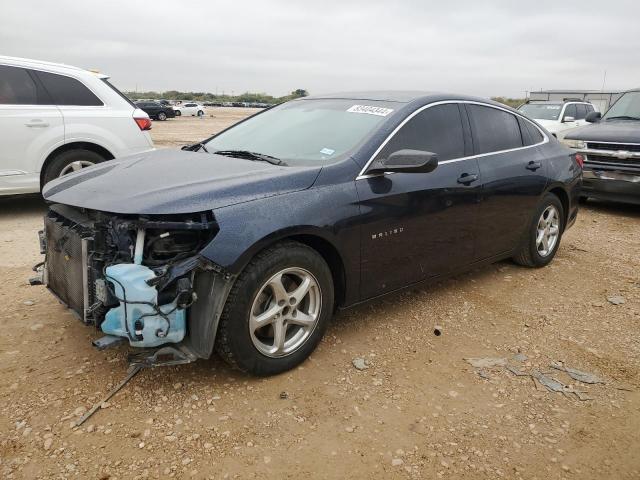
215 241 334 376
157 111 167 121
513 193 564 267
197 110 204 117
174 110 181 116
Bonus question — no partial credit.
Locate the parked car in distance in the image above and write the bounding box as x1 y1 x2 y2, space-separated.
135 101 176 121
518 100 596 140
173 102 204 116
564 88 640 204
0 56 154 196
40 92 581 376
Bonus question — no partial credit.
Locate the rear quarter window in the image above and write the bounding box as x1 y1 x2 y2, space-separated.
517 116 544 146
35 71 103 106
467 104 523 154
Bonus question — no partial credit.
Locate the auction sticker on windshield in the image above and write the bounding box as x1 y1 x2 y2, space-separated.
347 105 394 116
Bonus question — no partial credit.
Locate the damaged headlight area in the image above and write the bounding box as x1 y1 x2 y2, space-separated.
42 204 219 350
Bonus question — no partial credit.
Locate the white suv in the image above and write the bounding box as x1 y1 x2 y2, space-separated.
518 100 596 140
0 56 154 196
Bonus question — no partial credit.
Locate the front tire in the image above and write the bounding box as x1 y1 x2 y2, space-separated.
513 193 564 267
215 241 334 376
157 111 167 121
42 149 106 187
175 110 181 116
197 110 204 117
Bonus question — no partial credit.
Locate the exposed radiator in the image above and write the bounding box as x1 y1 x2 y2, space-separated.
45 210 92 323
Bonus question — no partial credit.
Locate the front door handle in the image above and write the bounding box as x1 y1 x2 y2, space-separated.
25 120 49 128
526 160 542 171
457 172 478 185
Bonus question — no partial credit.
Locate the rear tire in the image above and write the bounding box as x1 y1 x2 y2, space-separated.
175 110 181 116
215 241 334 376
42 149 106 187
197 110 204 117
513 193 564 268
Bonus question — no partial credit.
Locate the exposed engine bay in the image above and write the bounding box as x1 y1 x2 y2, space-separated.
40 204 230 363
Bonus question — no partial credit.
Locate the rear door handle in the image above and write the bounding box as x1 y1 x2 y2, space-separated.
25 120 49 128
457 173 478 185
526 160 542 171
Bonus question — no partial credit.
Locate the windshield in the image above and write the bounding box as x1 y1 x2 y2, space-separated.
204 99 398 165
518 103 562 121
603 91 640 121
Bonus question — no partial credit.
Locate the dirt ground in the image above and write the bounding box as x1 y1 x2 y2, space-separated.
1 109 639 480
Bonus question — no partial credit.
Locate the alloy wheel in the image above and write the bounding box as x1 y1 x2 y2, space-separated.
59 160 95 177
536 205 560 257
249 267 322 358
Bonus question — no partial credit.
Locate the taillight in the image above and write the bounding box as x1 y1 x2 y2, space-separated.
575 153 584 168
134 117 152 131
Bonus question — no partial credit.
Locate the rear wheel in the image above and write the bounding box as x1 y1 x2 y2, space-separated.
215 241 334 376
42 149 106 187
197 110 204 117
175 110 181 116
513 193 564 267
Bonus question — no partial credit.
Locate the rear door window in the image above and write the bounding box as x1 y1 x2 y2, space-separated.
377 103 465 161
35 71 103 106
563 104 577 120
467 104 523 154
0 65 40 104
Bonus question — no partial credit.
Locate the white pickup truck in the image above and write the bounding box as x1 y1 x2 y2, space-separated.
518 100 597 140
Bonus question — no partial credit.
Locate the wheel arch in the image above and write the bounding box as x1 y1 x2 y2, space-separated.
40 142 114 189
545 185 570 228
216 227 348 309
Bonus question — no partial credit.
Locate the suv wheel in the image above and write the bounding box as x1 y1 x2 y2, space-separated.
175 110 181 116
215 241 334 376
42 149 106 186
157 112 167 121
513 193 564 267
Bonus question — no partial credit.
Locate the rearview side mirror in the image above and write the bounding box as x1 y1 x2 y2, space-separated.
586 111 601 123
563 116 575 123
367 149 439 175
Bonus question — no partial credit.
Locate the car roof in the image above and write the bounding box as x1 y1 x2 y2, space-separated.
302 91 511 109
525 100 591 105
0 55 109 79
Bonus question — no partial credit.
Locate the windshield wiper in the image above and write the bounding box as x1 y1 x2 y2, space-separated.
213 150 286 166
605 115 640 121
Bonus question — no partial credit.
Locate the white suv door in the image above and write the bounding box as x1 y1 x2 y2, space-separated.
0 65 64 194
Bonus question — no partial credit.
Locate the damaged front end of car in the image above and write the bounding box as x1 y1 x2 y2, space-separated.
37 204 235 366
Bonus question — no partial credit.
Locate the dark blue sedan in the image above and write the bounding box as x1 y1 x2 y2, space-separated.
41 91 582 376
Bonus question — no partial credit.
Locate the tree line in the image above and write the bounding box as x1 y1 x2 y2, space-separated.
124 89 309 104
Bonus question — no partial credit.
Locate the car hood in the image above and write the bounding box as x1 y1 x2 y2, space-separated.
534 119 561 132
564 120 640 143
43 149 322 214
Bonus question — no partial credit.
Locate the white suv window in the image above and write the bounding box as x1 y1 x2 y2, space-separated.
0 65 39 104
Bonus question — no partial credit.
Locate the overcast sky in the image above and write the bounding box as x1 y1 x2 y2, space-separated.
2 0 639 98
